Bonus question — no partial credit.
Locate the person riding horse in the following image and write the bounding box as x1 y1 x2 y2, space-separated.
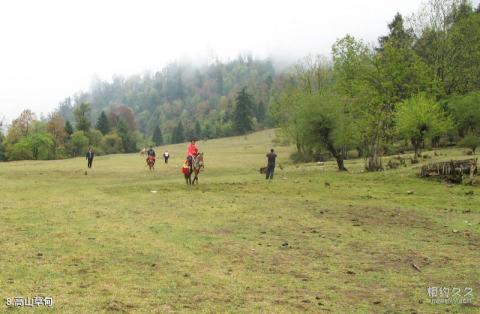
183 139 204 184
146 146 156 169
186 139 199 169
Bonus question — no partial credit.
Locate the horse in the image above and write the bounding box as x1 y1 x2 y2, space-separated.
146 156 156 171
184 153 204 185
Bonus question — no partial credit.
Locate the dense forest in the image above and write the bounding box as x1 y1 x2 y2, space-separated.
1 0 479 167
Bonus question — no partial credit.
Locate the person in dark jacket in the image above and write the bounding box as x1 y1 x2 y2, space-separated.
266 148 277 180
86 147 94 168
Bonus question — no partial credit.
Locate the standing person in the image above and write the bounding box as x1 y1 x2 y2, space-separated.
186 139 199 167
86 147 94 169
265 148 277 180
163 151 170 164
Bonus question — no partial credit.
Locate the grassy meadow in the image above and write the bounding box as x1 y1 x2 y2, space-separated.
0 129 479 313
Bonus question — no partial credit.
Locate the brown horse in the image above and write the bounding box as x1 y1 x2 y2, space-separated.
184 153 204 185
146 156 156 171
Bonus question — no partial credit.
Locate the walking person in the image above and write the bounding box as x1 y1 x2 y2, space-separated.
163 151 170 164
86 147 94 169
266 148 277 180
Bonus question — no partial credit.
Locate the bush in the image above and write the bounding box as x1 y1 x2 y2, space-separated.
70 131 89 157
459 133 480 154
103 131 123 154
290 152 315 163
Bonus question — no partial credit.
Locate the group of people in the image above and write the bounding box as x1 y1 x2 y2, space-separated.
146 148 170 164
85 139 278 181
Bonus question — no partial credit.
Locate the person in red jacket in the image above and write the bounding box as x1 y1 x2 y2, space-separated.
186 139 199 167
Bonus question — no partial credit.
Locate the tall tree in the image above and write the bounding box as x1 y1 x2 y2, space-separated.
233 87 254 134
256 100 266 124
7 109 36 143
74 102 91 133
47 112 67 156
194 120 202 139
96 111 110 135
64 121 74 136
173 120 185 144
152 125 163 146
301 92 359 171
332 35 392 171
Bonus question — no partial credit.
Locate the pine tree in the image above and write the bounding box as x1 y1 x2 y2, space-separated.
96 111 110 135
170 126 177 144
64 120 74 136
256 100 266 123
152 125 163 146
175 121 185 143
233 87 254 134
194 120 202 138
74 102 91 132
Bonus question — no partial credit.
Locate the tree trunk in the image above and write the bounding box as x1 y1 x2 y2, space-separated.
365 155 383 172
411 138 421 163
336 157 348 171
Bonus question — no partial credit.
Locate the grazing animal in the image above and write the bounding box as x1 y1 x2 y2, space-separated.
140 147 147 155
146 156 155 171
324 182 331 187
184 153 204 185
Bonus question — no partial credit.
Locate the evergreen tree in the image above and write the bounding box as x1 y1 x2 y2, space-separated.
233 87 255 134
64 120 74 136
194 120 202 138
256 100 266 123
74 102 91 133
116 119 137 152
152 125 163 146
170 126 177 144
175 120 185 143
96 111 110 135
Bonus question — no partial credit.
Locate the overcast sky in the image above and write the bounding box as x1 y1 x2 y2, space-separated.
0 0 451 124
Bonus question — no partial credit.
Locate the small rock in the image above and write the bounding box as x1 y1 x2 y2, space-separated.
151 190 157 193
453 229 459 233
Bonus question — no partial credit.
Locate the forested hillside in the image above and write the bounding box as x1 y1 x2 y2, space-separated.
58 57 278 143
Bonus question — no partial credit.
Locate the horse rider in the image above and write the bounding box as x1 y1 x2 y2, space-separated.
186 138 199 168
146 146 156 164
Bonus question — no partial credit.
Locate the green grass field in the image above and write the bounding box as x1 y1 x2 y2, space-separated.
1 129 479 313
